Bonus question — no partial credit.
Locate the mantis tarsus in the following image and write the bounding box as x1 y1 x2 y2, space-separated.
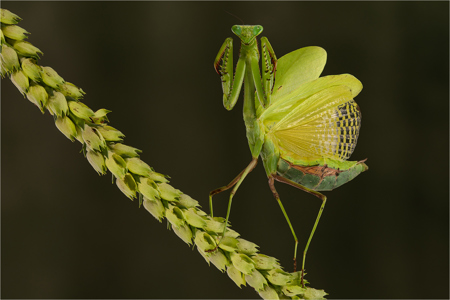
208 25 368 286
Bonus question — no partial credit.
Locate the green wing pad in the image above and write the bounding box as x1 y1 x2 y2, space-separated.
277 159 368 191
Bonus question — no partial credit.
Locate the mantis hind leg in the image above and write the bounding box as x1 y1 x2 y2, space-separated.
271 174 327 288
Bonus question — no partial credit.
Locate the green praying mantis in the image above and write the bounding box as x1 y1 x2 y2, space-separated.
208 25 368 286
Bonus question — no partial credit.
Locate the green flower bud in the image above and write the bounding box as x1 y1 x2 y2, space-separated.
218 236 239 252
258 285 279 300
178 194 199 208
41 66 65 89
1 24 29 40
96 125 124 142
166 205 185 229
143 197 165 222
86 149 107 175
183 208 207 228
108 143 141 158
304 287 327 299
138 178 160 201
82 125 105 152
173 223 193 245
230 252 255 275
0 9 21 25
266 268 293 286
209 250 229 272
26 84 48 112
282 284 306 297
245 269 267 292
59 82 85 99
126 157 153 177
91 108 111 124
227 265 246 288
116 173 137 200
194 231 216 252
68 100 95 120
12 40 42 58
55 115 77 141
251 254 280 270
11 69 29 95
21 58 42 81
204 217 226 233
148 172 169 183
105 152 127 179
237 238 259 255
158 182 181 202
47 91 69 117
1 44 20 73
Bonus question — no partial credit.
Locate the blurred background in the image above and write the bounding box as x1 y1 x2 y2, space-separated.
2 2 448 299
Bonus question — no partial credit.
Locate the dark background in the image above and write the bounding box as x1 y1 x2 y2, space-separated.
2 2 448 299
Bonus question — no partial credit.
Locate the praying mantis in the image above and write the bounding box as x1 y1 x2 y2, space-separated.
208 25 368 286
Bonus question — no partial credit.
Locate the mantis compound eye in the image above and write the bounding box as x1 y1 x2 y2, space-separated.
231 25 241 36
253 25 263 36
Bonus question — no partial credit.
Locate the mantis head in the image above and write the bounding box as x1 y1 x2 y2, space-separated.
231 25 263 45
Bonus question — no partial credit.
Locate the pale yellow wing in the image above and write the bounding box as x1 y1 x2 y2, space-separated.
268 85 361 162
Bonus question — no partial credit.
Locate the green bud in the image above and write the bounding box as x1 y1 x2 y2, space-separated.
68 101 95 120
227 265 246 288
178 194 199 208
82 125 105 152
158 182 181 202
12 40 42 58
166 205 185 229
266 268 293 286
197 247 211 265
21 58 42 81
204 218 226 233
47 91 68 117
86 149 107 175
304 287 327 299
143 197 165 222
116 173 137 200
0 9 21 25
41 66 65 89
126 157 153 177
105 152 127 179
148 172 169 183
59 82 85 99
230 252 255 275
209 250 229 272
138 178 160 201
108 143 141 158
173 223 193 245
194 231 216 252
251 254 280 270
26 84 48 112
1 24 29 40
91 108 111 124
1 44 20 73
183 208 207 228
11 69 29 95
55 115 77 141
237 238 259 255
218 236 239 252
245 269 267 292
282 285 306 297
96 125 124 142
258 285 279 300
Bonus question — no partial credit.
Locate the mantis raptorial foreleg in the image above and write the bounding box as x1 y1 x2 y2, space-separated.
261 37 277 106
272 174 327 287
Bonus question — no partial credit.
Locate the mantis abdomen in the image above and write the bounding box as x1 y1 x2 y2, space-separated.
277 158 368 191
